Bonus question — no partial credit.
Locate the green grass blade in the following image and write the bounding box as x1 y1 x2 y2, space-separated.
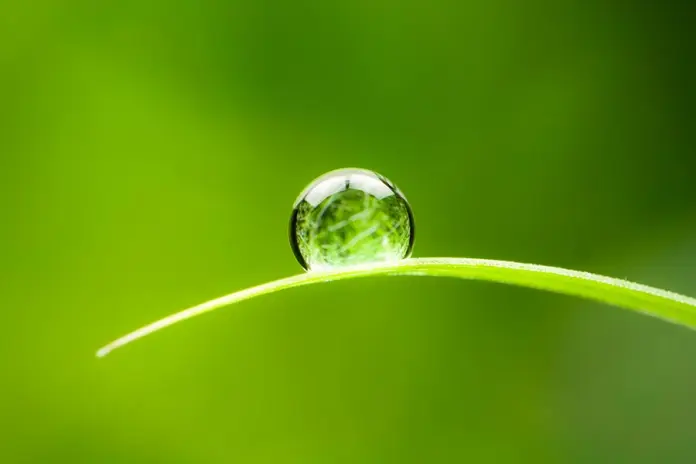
96 257 696 357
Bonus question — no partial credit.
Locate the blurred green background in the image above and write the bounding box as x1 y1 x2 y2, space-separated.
1 0 695 462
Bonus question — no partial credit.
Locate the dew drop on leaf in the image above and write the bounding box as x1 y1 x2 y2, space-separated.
290 168 415 271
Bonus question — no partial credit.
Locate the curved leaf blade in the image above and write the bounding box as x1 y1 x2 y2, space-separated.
97 257 696 357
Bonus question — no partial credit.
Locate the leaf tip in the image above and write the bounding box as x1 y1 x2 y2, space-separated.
96 347 111 358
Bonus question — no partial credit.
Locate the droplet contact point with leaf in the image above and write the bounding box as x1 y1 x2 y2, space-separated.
96 168 696 357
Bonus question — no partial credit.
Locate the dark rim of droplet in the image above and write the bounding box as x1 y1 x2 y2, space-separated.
289 168 415 271
404 193 416 259
289 205 310 270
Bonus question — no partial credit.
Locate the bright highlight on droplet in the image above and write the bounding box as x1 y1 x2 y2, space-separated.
289 168 415 271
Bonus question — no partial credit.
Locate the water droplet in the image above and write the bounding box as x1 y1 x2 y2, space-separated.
290 168 415 271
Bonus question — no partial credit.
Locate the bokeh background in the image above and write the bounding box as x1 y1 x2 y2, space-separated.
1 1 695 462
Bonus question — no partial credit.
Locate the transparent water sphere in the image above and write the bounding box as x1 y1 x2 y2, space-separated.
290 168 415 271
